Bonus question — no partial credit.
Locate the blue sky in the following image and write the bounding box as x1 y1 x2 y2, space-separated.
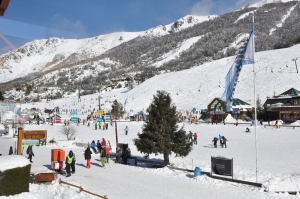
0 0 260 54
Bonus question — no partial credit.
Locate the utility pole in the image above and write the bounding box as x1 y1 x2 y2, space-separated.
114 115 118 152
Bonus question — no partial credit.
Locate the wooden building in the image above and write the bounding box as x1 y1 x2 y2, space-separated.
206 98 252 122
265 88 300 123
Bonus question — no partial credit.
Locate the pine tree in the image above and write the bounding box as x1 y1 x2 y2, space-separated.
134 90 192 166
111 99 124 119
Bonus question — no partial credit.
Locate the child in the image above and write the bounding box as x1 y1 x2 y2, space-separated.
212 137 218 148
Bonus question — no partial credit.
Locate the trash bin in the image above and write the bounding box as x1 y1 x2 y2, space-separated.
194 167 201 177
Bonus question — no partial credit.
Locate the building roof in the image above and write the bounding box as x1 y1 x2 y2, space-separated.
208 97 251 112
216 98 250 106
277 88 300 97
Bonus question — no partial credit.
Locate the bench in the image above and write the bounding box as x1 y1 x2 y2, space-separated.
34 173 57 183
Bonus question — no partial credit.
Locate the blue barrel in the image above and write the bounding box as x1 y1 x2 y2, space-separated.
194 167 201 177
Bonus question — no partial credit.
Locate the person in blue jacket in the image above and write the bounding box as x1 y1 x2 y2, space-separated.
124 126 129 135
90 140 97 153
218 134 222 146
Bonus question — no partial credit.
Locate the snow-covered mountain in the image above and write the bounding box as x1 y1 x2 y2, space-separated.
0 15 214 84
1 0 300 110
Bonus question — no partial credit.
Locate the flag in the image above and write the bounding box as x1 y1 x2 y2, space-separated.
221 22 255 111
124 97 128 112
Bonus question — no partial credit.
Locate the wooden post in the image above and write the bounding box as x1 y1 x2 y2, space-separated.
17 130 23 155
114 117 118 152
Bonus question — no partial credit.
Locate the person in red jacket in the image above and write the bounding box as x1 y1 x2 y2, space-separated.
101 138 106 147
193 133 198 145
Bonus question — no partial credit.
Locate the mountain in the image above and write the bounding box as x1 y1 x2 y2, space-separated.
0 0 300 105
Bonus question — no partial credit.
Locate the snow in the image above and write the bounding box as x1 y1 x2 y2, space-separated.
1 93 300 198
151 35 204 67
269 4 297 35
0 155 30 172
250 0 300 8
0 14 214 84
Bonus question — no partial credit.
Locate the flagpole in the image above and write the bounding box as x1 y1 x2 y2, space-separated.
253 13 258 183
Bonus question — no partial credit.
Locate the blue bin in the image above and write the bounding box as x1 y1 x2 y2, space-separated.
194 167 201 177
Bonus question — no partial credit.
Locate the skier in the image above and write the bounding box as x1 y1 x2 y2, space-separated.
188 131 193 142
26 145 34 163
222 136 228 148
193 133 198 145
84 147 92 168
124 126 129 135
95 122 97 130
65 150 74 177
212 137 218 148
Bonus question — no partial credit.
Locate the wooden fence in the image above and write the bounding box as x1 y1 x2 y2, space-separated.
59 178 108 198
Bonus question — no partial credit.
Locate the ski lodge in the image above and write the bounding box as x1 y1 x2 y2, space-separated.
264 88 300 123
204 97 252 122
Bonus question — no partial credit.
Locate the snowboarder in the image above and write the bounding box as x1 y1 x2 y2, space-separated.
188 131 193 142
222 136 228 148
193 133 198 145
212 137 218 148
124 126 129 135
26 145 34 163
65 150 74 177
84 147 92 168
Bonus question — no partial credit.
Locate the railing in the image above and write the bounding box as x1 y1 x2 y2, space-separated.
59 179 108 199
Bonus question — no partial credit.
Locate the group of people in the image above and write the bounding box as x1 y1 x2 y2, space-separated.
212 134 228 148
95 122 109 130
188 131 198 145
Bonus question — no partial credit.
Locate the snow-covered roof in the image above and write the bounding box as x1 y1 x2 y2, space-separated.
0 155 30 172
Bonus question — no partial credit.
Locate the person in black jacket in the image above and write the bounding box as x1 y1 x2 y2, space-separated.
122 148 131 165
84 147 92 168
212 137 218 148
26 145 34 163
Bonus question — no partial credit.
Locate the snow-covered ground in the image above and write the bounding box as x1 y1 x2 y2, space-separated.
1 94 300 198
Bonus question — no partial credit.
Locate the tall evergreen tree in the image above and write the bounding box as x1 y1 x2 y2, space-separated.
111 99 124 119
134 90 192 166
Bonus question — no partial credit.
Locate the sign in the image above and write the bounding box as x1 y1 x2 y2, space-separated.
22 140 39 146
211 156 233 178
96 118 103 122
17 130 47 155
22 130 47 140
94 109 104 116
